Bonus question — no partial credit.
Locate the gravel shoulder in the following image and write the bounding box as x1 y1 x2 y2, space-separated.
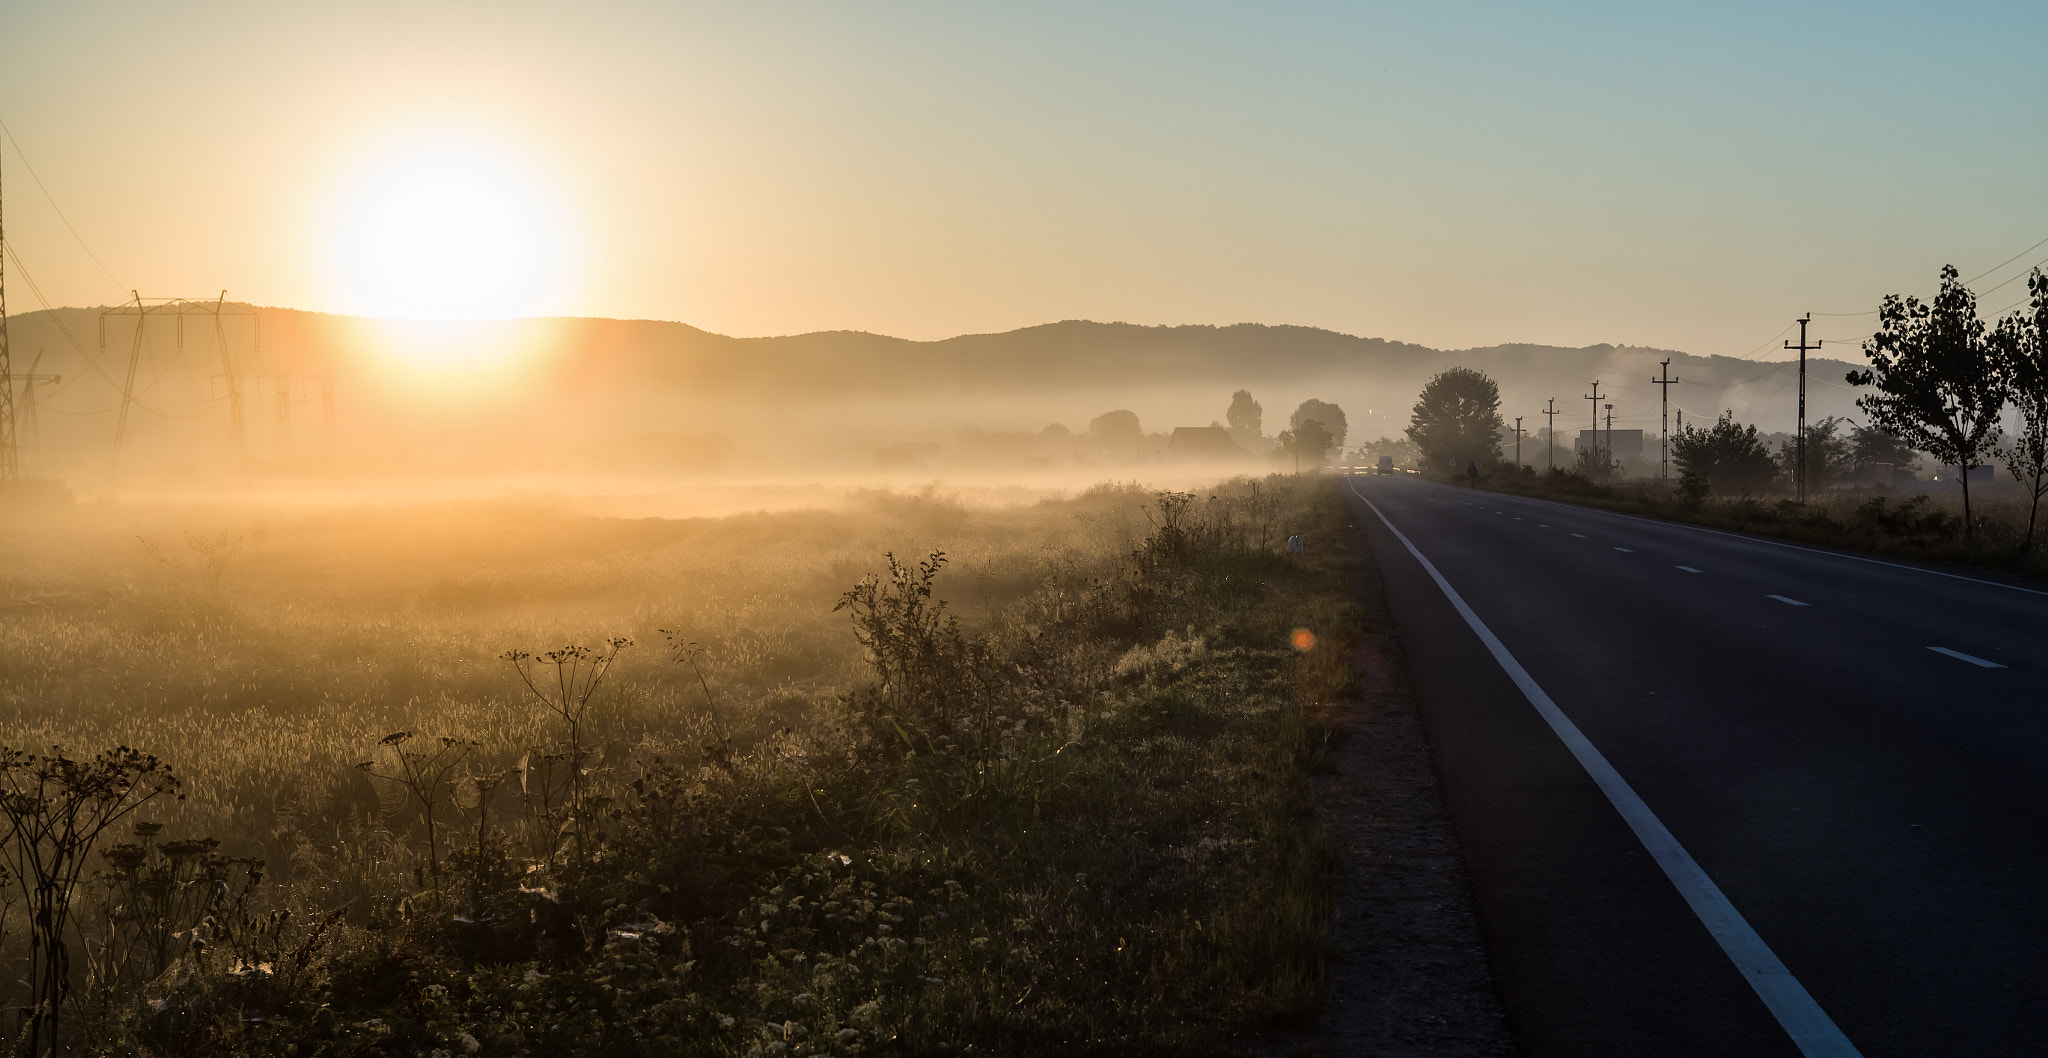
1268 522 1518 1057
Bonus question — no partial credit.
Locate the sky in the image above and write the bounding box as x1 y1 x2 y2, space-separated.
2 0 2044 357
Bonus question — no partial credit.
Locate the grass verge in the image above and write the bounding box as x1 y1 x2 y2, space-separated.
2 475 1365 1056
1460 468 2048 579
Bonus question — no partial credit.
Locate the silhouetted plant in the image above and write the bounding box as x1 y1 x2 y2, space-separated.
500 638 634 856
87 826 255 994
661 634 733 759
0 745 180 1056
835 552 992 740
356 733 476 905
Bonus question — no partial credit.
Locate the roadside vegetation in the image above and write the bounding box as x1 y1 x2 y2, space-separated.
1398 267 2048 577
0 474 1358 1055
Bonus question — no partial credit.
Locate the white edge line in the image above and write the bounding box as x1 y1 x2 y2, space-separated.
1927 646 2006 669
1768 595 1812 607
1350 479 1861 1057
1450 480 2048 599
1677 566 1704 573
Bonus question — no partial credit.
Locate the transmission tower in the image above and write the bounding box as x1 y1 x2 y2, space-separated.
12 349 59 475
1 146 15 483
100 292 260 471
305 372 335 457
258 371 292 459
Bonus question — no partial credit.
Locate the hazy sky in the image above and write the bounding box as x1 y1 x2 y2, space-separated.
2 1 2043 355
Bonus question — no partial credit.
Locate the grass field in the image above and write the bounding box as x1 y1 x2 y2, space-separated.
0 473 1360 1055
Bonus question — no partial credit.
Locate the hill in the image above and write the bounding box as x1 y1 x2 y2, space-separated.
2 306 1869 476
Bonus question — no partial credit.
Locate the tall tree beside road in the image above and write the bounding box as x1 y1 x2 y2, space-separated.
1848 265 2008 537
1276 419 1334 472
1289 398 1348 449
1405 368 1504 472
1848 424 1922 480
1226 390 1263 449
1777 415 1852 493
1992 269 2048 553
1671 412 1779 497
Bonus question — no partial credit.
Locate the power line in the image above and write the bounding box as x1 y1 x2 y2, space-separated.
0 119 126 294
1963 233 2048 286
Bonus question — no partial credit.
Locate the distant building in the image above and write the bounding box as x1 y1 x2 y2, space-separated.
1574 429 1644 462
1168 426 1250 462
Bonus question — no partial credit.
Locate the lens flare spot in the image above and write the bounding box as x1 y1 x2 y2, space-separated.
1290 628 1317 652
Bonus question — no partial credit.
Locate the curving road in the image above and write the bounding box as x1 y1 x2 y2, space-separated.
1343 473 2048 1058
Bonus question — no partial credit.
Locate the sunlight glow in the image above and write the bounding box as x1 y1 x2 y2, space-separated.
328 145 566 323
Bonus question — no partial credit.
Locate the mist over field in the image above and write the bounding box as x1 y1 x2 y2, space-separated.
7 305 1865 494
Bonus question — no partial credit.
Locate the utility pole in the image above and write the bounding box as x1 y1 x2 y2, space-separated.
1786 314 1822 504
1605 403 1615 475
1543 398 1558 472
1584 381 1604 470
1650 358 1679 480
1513 416 1523 468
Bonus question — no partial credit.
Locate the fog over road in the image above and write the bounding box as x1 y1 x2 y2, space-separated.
1344 474 2048 1058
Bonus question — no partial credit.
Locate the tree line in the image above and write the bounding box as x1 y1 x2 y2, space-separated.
1390 266 2048 550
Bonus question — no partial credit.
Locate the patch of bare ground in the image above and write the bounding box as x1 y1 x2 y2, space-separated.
1268 531 1517 1057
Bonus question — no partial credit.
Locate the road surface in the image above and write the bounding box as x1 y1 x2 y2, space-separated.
1343 473 2048 1058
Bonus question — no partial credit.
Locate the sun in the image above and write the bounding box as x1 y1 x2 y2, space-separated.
329 145 566 321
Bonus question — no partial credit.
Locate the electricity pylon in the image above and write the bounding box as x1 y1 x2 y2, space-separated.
12 349 59 475
100 292 260 471
0 147 15 483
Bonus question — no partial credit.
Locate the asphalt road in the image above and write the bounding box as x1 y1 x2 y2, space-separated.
1342 473 2048 1058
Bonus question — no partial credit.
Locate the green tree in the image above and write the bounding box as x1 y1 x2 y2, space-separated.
1405 368 1503 471
1672 411 1779 496
1089 410 1143 460
1226 390 1263 448
1276 419 1334 472
1289 399 1348 449
1847 265 2008 537
1847 424 1922 480
1992 269 2048 552
1777 415 1852 494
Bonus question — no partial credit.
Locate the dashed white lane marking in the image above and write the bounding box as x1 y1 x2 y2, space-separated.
1515 517 1524 521
1571 533 1586 538
1928 647 2006 669
1349 480 1862 1058
1677 566 1703 573
1539 523 1551 528
1614 547 1634 553
1768 595 1811 607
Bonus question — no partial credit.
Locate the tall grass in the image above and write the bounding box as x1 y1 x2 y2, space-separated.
0 475 1358 1055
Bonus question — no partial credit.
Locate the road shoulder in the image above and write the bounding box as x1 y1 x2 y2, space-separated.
1269 506 1516 1057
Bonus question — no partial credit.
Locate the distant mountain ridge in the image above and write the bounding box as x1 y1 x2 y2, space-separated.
3 306 1872 472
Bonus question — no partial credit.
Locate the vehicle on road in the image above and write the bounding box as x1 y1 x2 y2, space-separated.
1377 455 1395 475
